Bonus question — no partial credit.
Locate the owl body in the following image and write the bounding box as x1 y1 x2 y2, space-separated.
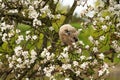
59 24 79 46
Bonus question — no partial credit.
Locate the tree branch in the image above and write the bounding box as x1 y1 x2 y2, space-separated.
63 0 77 24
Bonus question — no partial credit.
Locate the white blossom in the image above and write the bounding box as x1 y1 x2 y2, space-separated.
105 16 110 20
2 33 7 42
24 59 30 65
99 17 104 22
41 48 48 58
31 49 37 56
43 65 55 77
62 64 71 70
32 1 40 8
32 35 37 40
98 63 109 76
85 45 90 49
111 40 120 53
86 11 95 18
79 41 84 45
28 6 39 19
87 56 92 60
102 25 107 31
26 31 31 34
46 52 50 57
117 54 120 58
114 32 120 37
47 13 54 19
8 31 14 38
18 35 24 40
14 46 22 56
38 66 41 71
33 18 42 27
30 58 36 64
12 55 17 60
98 53 104 60
56 14 61 19
0 54 2 56
40 1 45 6
95 40 99 46
63 46 69 52
22 51 29 58
0 22 6 31
93 47 98 52
17 74 21 78
72 42 77 48
98 69 104 76
93 20 97 25
80 62 88 70
89 76 93 80
16 29 21 33
9 63 14 68
103 63 109 68
53 0 58 4
17 58 22 63
51 53 55 58
98 0 105 8
75 71 80 76
6 24 14 29
1 3 5 8
77 0 81 6
80 56 86 60
99 36 105 41
0 0 2 2
45 72 51 77
76 48 82 54
16 35 24 44
21 0 30 6
8 9 18 13
61 52 69 59
26 35 31 41
16 64 21 68
65 78 70 80
88 36 94 43
8 56 11 61
73 61 79 66
40 5 49 13
116 23 120 27
49 26 54 31
92 59 98 65
26 78 29 80
111 66 115 69
40 48 53 60
22 11 25 16
114 4 120 10
1 23 14 32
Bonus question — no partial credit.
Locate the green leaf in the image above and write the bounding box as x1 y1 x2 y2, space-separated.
100 10 111 17
1 42 13 54
2 42 8 51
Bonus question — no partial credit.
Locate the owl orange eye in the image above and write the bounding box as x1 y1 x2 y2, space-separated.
73 37 78 42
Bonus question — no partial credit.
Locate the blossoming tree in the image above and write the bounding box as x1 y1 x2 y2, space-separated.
0 0 120 80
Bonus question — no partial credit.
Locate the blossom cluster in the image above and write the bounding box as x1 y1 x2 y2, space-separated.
82 0 120 55
41 48 55 62
8 46 37 69
0 0 119 80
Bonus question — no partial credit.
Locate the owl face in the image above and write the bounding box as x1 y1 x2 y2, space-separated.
59 24 79 46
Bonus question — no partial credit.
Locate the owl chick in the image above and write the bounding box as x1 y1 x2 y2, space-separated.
59 24 80 46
